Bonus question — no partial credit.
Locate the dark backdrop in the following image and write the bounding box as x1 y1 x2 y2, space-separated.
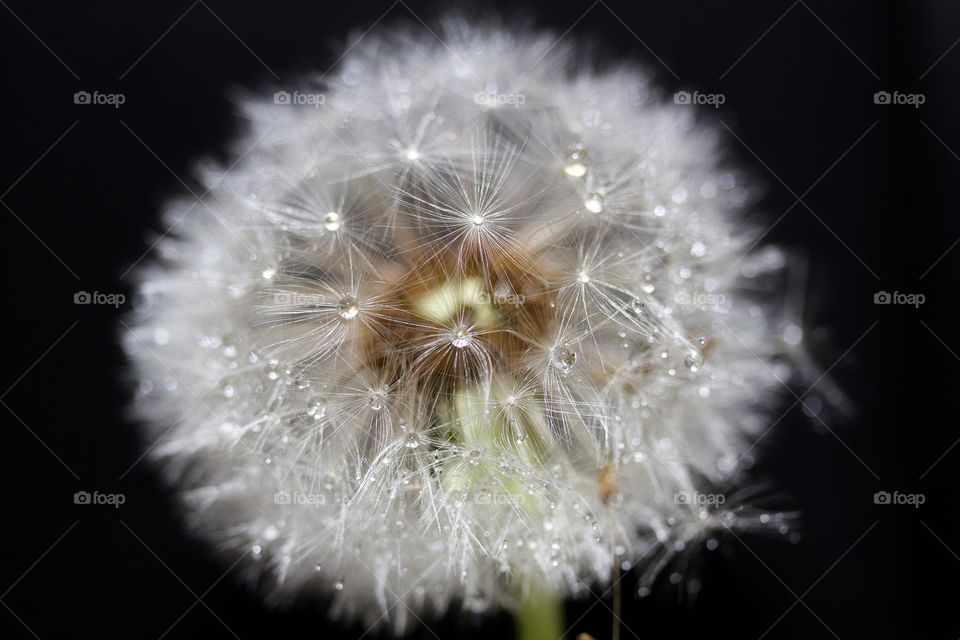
0 1 956 638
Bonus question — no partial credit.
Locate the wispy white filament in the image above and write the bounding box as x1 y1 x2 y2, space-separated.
125 19 802 633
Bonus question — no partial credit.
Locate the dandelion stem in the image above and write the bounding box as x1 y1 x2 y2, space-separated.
516 587 564 640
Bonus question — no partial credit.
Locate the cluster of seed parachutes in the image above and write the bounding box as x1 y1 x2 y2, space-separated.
125 20 799 633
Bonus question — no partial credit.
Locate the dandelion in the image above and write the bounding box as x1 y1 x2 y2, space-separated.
125 18 803 637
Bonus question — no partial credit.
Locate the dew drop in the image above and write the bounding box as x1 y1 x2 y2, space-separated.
577 270 590 284
307 396 327 420
323 211 341 231
563 144 588 177
369 389 387 411
452 329 471 348
584 193 604 213
337 295 359 320
551 345 577 373
405 432 421 448
684 348 703 371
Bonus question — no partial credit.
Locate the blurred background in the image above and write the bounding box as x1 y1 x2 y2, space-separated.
0 1 956 638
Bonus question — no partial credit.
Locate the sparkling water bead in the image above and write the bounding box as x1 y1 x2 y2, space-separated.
324 211 341 231
563 144 588 177
584 193 604 213
552 345 577 373
337 295 359 320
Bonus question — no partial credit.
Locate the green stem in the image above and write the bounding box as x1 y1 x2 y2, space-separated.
516 587 564 640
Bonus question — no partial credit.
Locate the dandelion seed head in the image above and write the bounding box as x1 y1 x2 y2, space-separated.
125 17 803 634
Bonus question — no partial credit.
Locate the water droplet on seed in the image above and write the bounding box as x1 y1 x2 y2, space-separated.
369 389 387 411
337 295 359 320
552 345 577 373
323 212 341 231
307 396 327 420
684 348 703 371
563 144 588 177
584 193 604 213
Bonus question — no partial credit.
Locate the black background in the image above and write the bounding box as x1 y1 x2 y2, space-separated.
1 1 956 638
